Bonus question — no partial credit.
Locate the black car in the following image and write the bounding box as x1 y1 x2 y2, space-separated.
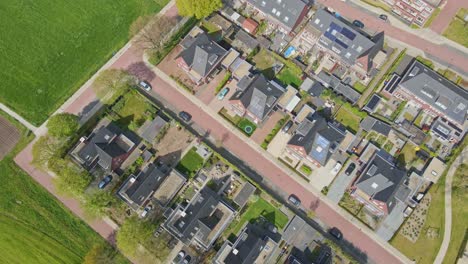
353 20 364 28
345 163 356 175
178 111 192 122
329 227 343 240
288 194 301 207
379 14 388 21
282 120 293 133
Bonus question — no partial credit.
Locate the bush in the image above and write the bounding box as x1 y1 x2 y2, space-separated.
47 113 79 138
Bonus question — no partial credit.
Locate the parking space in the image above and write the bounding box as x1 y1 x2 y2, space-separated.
251 111 284 144
267 130 292 157
327 162 358 204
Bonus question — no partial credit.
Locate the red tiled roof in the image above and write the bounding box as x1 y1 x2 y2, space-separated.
242 18 259 34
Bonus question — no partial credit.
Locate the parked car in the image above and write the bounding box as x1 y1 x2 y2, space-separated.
178 111 192 122
172 251 185 264
331 162 342 176
217 87 230 100
329 227 343 240
140 205 153 218
182 255 192 264
353 20 364 28
345 163 356 175
282 120 293 133
288 194 301 207
98 175 112 189
379 14 388 21
139 80 152 91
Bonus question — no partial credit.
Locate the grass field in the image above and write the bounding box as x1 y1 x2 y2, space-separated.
334 107 362 134
0 110 127 263
176 147 204 178
0 0 168 125
443 8 468 48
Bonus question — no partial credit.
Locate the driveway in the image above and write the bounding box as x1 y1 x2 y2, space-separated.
327 166 357 204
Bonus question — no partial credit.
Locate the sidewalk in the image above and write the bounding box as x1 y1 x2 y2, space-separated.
434 147 467 264
144 54 412 264
0 103 38 134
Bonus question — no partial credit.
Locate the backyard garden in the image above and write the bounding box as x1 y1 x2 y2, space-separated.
176 147 205 178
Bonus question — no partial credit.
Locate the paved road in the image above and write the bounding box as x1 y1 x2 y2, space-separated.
430 0 468 34
135 62 409 263
319 0 468 74
434 147 467 264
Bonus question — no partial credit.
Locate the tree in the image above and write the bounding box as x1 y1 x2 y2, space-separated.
129 15 150 37
47 113 79 138
82 190 116 218
92 69 135 104
136 16 177 51
53 165 92 197
83 244 116 264
32 136 66 170
176 0 223 19
116 217 154 257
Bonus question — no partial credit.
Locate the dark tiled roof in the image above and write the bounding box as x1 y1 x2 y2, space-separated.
355 150 406 213
140 115 168 143
310 9 384 71
179 33 228 78
223 227 270 264
315 71 360 104
399 60 468 126
233 182 256 208
288 113 347 165
231 74 285 121
247 0 309 31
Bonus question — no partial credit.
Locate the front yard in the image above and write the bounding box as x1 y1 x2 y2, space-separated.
443 8 468 48
219 108 257 136
111 90 157 131
176 147 205 178
229 197 289 235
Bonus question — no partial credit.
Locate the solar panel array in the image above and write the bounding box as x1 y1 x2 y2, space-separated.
324 22 356 50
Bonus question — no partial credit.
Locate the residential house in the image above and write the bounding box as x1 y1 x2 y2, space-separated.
287 113 348 167
277 85 301 113
243 0 310 34
363 94 382 113
232 30 260 55
350 150 409 216
382 0 439 27
309 9 385 77
138 115 168 143
360 116 392 137
316 71 361 104
118 164 186 210
71 120 137 171
390 60 468 142
229 74 286 124
176 29 228 85
164 187 235 251
207 13 234 36
294 104 315 124
214 224 278 264
232 182 256 209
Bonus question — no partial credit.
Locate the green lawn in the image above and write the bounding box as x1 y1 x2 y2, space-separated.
353 82 367 93
176 147 204 178
334 107 362 134
252 49 303 87
424 8 441 28
0 0 167 125
0 110 127 263
230 197 289 235
299 164 313 175
397 142 418 167
238 118 257 136
416 56 435 69
359 0 391 12
444 164 468 264
443 8 468 48
112 90 156 130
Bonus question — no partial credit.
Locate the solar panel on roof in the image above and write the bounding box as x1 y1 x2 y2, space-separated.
329 22 342 32
335 39 348 49
341 27 356 40
324 31 336 41
366 95 380 110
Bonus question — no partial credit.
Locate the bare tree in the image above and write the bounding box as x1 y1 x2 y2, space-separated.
92 69 135 104
129 15 150 37
136 16 177 51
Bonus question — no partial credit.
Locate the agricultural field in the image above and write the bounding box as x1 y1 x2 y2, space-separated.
0 110 126 263
0 0 168 125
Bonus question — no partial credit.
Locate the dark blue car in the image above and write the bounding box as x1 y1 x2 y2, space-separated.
98 175 113 189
